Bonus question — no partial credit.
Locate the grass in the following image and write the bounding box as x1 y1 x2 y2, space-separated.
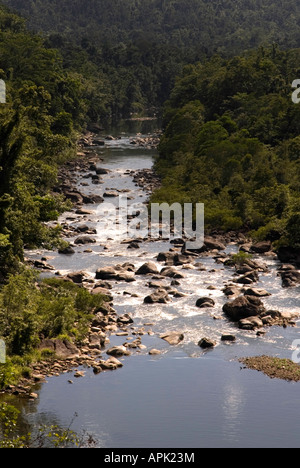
240 355 300 382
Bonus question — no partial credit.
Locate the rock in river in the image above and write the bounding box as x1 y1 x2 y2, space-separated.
144 289 171 304
106 345 131 357
160 266 185 279
196 297 215 308
223 295 266 321
243 287 271 297
136 261 159 275
198 337 216 349
160 332 184 345
74 236 97 245
238 316 264 330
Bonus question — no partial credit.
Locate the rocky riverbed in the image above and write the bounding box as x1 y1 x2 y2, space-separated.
16 126 300 400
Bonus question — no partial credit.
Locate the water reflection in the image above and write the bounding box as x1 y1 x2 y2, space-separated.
221 378 244 445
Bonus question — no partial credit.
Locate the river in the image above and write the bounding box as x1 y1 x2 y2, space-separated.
8 119 300 448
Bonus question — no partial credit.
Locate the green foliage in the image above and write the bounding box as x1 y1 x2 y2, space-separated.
0 270 108 366
152 48 300 247
3 0 300 54
230 251 253 266
0 7 90 274
0 403 95 447
0 402 28 448
285 213 300 248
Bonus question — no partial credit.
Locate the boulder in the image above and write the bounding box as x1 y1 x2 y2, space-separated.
64 191 83 204
95 167 110 174
95 266 118 280
195 297 215 308
144 289 171 304
204 237 226 251
39 338 79 359
238 316 264 330
89 333 105 350
75 224 97 234
106 356 123 368
115 272 136 282
235 271 259 284
157 251 193 266
95 265 136 282
221 334 236 342
106 346 130 357
82 194 104 204
58 245 75 255
222 285 241 297
279 268 300 288
223 295 266 322
74 236 97 245
103 191 118 197
243 287 271 297
160 266 185 278
160 332 184 345
198 337 216 349
147 280 166 289
250 241 272 253
127 242 140 249
136 261 159 275
117 313 134 325
149 349 162 355
66 271 86 284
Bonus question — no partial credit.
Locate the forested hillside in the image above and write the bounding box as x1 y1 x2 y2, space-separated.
152 47 300 251
0 5 113 382
0 4 102 278
2 0 300 53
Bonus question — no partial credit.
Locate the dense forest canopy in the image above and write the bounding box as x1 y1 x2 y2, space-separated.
3 0 300 121
152 47 300 250
2 0 300 53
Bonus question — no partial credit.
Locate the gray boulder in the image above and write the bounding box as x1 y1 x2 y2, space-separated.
223 295 266 321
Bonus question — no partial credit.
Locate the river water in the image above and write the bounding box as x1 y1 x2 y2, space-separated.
11 120 300 448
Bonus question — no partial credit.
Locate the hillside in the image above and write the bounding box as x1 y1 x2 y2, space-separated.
2 0 300 54
152 47 300 252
